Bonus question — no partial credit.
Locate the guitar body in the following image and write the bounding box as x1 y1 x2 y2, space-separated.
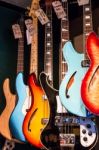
9 72 28 142
23 73 50 149
0 78 19 142
81 32 99 115
40 72 97 150
39 72 60 150
59 41 87 117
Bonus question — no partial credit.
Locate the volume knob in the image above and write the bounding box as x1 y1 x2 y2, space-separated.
83 137 88 142
82 129 86 134
86 124 91 128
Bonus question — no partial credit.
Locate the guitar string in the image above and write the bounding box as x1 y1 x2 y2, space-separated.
61 1 74 150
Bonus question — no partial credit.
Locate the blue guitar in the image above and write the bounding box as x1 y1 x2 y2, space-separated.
9 73 29 142
59 41 87 117
9 17 28 142
59 1 93 117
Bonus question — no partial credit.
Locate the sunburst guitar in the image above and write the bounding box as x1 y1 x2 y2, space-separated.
23 73 50 149
81 32 99 115
22 0 50 148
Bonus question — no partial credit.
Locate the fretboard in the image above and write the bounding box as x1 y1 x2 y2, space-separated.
29 17 38 77
29 0 39 77
44 4 53 82
83 0 93 60
17 18 24 73
59 0 69 83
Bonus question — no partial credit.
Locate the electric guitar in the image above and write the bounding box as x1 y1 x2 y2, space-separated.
39 0 61 149
8 16 28 142
40 0 98 149
22 0 50 149
59 0 93 117
81 32 99 115
0 16 25 143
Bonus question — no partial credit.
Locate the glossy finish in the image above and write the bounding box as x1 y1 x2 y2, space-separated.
81 32 99 115
59 41 87 117
23 73 50 149
10 73 28 142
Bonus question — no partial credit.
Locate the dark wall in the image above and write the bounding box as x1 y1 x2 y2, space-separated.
0 5 20 113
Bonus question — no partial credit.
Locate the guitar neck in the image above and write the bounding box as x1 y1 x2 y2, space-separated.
44 2 53 82
29 0 40 77
17 18 24 73
59 0 69 83
83 0 93 60
29 17 38 77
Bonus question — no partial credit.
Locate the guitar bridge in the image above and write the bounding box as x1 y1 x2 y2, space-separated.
81 60 90 67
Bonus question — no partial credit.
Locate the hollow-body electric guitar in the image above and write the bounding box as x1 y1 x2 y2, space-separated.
59 0 93 117
22 0 50 149
81 32 99 115
39 1 61 149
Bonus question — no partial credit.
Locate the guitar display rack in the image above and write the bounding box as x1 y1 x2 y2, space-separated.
0 0 99 150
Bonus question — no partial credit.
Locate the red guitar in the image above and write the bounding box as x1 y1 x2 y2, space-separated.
81 32 99 115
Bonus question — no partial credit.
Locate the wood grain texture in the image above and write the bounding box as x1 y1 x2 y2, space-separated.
0 78 21 143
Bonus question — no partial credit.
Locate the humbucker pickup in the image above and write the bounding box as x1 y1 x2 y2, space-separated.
55 116 80 126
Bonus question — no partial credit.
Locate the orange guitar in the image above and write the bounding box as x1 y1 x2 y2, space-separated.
22 0 50 149
81 32 99 115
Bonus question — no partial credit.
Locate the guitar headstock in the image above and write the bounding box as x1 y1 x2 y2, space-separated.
28 0 40 18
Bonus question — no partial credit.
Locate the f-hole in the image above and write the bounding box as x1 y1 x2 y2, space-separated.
65 71 77 98
28 108 38 132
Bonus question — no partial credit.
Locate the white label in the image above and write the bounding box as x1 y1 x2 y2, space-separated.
77 0 89 6
26 30 32 45
12 24 22 39
25 19 34 36
52 1 66 19
35 8 49 25
56 95 67 113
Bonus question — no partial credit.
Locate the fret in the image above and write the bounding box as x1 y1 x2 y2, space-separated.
46 28 52 32
59 0 68 83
